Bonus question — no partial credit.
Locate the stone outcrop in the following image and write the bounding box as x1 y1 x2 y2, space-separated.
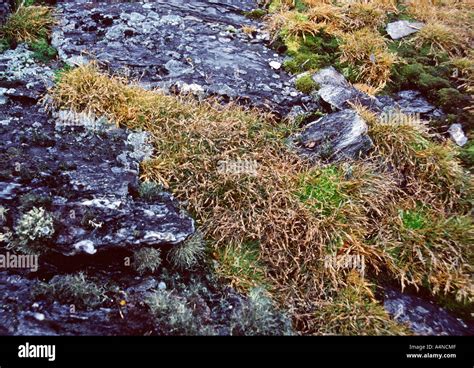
52 0 303 115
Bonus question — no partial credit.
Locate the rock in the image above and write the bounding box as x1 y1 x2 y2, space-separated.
396 90 437 115
51 0 301 115
312 66 349 87
0 49 195 258
383 286 474 336
386 20 425 40
448 123 468 146
269 61 281 70
0 2 10 25
311 67 377 111
291 109 374 162
377 90 443 120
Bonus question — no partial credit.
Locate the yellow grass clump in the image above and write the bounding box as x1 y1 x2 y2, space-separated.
340 28 398 87
0 3 56 44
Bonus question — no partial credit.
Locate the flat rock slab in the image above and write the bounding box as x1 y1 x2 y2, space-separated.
386 20 424 40
0 45 195 257
291 109 373 162
52 0 301 115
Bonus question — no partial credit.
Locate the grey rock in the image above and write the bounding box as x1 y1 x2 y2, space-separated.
448 123 468 146
312 67 377 111
377 90 442 120
312 66 349 87
396 90 436 115
386 20 425 40
384 286 474 336
291 109 373 162
51 0 301 115
0 2 10 25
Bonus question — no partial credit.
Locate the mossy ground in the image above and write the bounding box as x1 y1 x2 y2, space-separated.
266 0 473 130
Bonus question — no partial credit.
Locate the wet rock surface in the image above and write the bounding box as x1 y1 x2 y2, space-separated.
383 287 474 336
52 0 302 115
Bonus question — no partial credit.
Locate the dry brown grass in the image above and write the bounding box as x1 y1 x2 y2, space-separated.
450 56 474 93
340 28 398 87
342 3 388 30
0 4 56 44
313 271 411 335
353 104 470 211
411 22 466 56
266 11 325 42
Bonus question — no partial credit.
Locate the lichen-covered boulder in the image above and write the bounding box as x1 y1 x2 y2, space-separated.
291 109 373 162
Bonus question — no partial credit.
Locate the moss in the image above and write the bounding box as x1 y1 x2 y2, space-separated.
297 166 344 216
245 9 267 20
417 73 451 92
459 141 474 170
399 208 427 230
436 88 467 110
0 37 10 52
295 74 318 93
32 273 107 310
214 241 267 292
28 37 57 62
282 31 340 74
399 63 425 82
54 64 72 83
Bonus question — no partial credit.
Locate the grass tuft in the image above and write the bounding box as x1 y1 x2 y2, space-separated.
0 3 55 45
32 273 107 310
132 247 162 275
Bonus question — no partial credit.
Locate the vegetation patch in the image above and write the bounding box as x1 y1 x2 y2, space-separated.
51 63 473 334
313 272 411 335
132 247 162 275
145 290 216 335
294 73 318 93
230 287 293 335
32 273 107 310
265 0 473 131
0 1 57 62
168 232 206 270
